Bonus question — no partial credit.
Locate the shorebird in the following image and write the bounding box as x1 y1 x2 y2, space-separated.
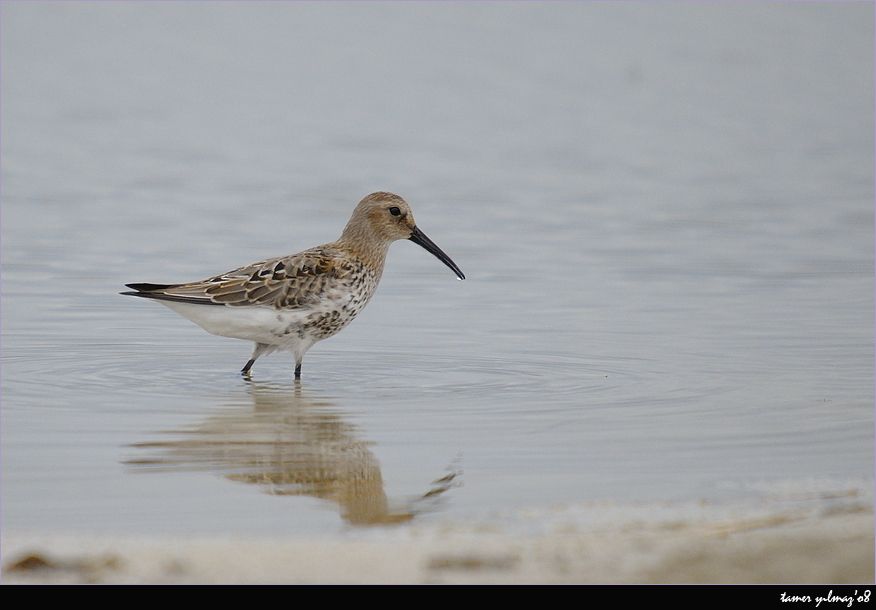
122 192 465 378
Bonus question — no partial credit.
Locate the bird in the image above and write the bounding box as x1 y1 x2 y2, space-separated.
121 192 465 379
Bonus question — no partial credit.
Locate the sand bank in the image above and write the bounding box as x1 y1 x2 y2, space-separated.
3 488 872 584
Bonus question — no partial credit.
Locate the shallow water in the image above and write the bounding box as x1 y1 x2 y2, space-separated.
2 2 873 537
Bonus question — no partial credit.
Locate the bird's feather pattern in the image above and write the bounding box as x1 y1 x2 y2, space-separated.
142 247 358 309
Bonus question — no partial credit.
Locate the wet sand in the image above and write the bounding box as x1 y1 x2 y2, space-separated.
4 492 872 584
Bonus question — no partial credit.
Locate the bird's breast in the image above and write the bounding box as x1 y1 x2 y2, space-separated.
297 265 380 340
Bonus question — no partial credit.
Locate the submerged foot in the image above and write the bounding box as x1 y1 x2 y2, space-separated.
241 358 256 376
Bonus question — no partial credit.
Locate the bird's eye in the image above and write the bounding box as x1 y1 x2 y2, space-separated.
388 206 401 216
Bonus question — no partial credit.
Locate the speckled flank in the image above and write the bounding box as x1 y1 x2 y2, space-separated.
122 192 463 377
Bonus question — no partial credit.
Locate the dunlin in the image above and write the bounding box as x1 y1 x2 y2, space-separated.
122 192 464 378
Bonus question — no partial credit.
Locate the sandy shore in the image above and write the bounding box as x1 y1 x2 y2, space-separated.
3 488 872 584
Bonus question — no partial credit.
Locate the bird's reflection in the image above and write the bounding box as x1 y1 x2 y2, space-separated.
125 382 458 526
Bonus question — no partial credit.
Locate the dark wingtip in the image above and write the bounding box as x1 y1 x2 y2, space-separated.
120 286 224 306
125 283 173 292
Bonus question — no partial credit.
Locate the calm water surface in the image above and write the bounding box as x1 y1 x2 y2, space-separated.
1 2 872 536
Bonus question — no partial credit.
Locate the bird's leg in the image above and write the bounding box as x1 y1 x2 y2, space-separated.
241 343 270 376
294 361 302 379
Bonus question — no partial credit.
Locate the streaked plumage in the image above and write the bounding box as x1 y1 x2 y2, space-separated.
122 192 464 378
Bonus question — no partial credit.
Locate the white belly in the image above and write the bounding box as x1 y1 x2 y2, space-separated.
158 301 316 347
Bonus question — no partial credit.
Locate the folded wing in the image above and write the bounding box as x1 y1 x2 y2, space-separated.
122 247 352 309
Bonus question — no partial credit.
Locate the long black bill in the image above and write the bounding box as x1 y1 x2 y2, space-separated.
409 226 465 280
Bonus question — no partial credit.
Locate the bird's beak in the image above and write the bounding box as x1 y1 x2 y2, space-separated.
409 226 465 280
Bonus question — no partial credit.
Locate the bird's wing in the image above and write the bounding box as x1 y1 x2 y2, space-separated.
124 247 355 308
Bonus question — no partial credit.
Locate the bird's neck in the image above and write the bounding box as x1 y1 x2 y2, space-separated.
336 225 391 273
